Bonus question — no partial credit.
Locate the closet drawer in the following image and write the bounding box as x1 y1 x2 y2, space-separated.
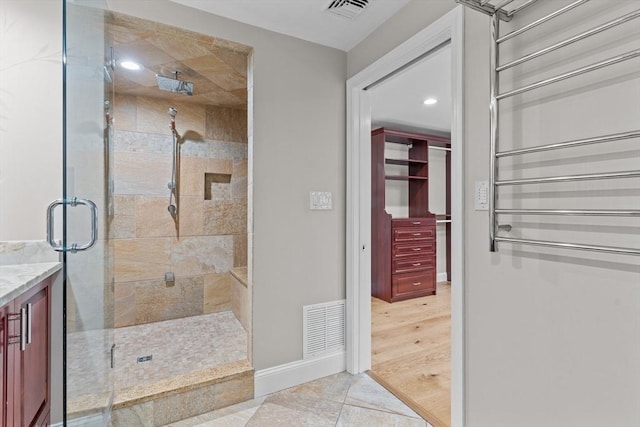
393 228 435 242
392 257 434 274
392 271 436 297
392 218 434 228
393 241 435 258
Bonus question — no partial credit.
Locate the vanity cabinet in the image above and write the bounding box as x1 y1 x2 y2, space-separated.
2 278 51 427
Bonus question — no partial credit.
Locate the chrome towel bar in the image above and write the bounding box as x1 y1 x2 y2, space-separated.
497 49 640 100
456 0 640 256
496 130 640 158
497 9 640 71
495 209 640 217
495 237 640 256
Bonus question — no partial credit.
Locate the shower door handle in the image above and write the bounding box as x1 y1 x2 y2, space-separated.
47 197 99 253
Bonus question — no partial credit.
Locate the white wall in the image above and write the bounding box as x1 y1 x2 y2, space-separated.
0 0 62 240
107 0 347 371
0 1 64 423
347 0 455 78
350 0 640 425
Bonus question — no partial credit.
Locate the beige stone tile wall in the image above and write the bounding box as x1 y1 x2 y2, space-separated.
112 94 248 327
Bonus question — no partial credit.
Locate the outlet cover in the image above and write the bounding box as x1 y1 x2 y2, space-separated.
310 191 332 210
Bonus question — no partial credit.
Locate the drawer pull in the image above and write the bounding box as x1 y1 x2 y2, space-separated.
412 248 421 251
412 281 422 286
412 233 421 236
412 263 421 266
412 221 421 225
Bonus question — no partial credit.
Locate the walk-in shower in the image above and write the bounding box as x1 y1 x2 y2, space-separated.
96 10 252 424
168 106 179 219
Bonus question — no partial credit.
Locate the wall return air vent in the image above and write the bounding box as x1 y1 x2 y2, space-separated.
325 0 370 20
303 300 345 359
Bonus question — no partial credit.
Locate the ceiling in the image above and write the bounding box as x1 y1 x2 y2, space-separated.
371 44 452 134
107 12 250 108
105 2 452 126
169 0 411 51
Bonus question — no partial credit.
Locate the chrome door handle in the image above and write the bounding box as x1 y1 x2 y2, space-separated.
47 200 64 251
47 197 98 252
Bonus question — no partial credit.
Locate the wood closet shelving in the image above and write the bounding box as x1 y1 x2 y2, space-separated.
371 127 451 303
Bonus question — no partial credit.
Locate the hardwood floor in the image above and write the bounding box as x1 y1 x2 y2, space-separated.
370 281 451 427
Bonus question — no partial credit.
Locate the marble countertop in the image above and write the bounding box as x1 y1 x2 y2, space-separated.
0 262 62 306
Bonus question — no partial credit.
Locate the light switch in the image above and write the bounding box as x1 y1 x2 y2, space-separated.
310 191 332 210
475 181 489 211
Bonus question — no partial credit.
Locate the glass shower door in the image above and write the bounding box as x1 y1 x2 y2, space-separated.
63 0 115 424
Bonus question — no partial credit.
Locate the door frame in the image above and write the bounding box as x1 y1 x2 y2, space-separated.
345 6 466 426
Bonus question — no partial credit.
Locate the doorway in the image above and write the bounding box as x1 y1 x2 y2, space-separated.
345 6 465 427
367 42 453 427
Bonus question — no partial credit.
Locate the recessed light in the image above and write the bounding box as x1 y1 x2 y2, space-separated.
423 97 438 105
120 61 141 71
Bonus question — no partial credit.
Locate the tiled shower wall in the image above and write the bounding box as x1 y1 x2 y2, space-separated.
111 93 247 327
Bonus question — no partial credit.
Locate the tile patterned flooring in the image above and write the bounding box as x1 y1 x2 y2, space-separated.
114 311 247 389
67 311 247 394
162 372 434 427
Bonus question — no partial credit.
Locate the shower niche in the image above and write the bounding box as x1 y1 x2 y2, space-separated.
66 10 254 425
204 173 232 201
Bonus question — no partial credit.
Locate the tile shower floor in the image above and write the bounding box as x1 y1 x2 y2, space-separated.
115 311 247 389
67 311 247 394
162 372 434 427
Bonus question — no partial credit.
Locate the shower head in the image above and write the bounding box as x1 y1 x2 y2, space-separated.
156 73 194 96
168 107 178 118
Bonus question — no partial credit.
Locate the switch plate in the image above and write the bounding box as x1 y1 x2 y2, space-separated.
475 181 489 211
310 191 332 210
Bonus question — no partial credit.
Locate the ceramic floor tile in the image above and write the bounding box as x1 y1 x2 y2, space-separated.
246 396 342 427
337 404 428 427
274 372 352 404
165 398 264 427
159 372 430 427
345 373 421 418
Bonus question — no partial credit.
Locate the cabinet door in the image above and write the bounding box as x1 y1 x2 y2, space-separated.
12 280 50 427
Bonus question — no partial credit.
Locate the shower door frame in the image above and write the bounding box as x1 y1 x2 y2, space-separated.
62 0 115 424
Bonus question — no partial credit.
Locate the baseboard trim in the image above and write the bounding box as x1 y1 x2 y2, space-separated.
254 350 346 397
437 272 448 283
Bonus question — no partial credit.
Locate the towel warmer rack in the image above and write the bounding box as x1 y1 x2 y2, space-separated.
455 0 640 255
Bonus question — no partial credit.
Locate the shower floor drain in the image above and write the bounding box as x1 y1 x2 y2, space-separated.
137 355 153 363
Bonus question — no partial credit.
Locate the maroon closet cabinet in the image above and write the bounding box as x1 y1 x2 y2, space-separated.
371 128 451 303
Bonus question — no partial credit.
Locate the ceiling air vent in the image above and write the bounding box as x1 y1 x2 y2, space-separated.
326 0 371 20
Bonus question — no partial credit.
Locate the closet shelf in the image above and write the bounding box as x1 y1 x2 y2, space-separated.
385 158 428 166
385 175 428 181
